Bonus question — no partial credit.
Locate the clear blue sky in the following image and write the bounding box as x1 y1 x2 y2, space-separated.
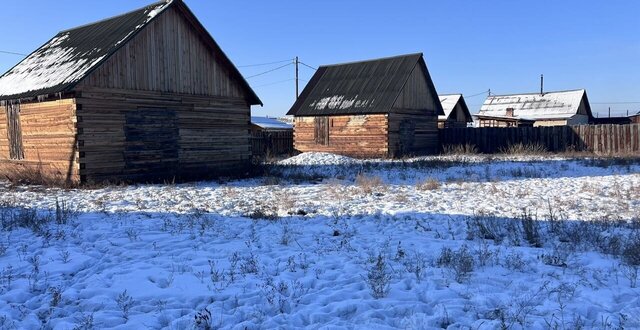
1 1 638 117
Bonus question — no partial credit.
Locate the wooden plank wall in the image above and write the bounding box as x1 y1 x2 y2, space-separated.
76 6 247 100
294 115 389 158
76 88 251 182
251 131 293 158
388 112 439 157
388 62 440 157
0 99 79 183
440 124 640 154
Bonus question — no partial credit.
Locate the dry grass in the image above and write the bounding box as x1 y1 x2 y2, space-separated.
498 143 548 155
443 143 478 155
0 161 78 188
355 174 384 194
417 178 441 191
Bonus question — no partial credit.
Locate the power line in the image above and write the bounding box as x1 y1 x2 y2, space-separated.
244 62 293 79
252 78 294 88
0 50 27 56
464 90 491 98
299 62 317 71
237 59 292 68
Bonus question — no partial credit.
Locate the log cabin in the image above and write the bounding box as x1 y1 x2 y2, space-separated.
474 89 593 127
0 0 262 184
438 94 472 128
287 53 444 158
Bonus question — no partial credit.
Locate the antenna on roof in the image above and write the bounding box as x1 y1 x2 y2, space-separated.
540 74 544 95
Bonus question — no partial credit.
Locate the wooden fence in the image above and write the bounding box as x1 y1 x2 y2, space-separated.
251 131 294 158
440 124 640 154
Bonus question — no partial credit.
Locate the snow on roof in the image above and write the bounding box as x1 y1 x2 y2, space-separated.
438 94 462 120
251 117 292 130
477 89 589 121
287 53 444 116
0 1 172 100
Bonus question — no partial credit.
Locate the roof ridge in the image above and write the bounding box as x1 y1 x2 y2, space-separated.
319 52 423 68
487 88 585 98
59 1 170 34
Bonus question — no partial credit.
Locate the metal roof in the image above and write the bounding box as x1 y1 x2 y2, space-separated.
0 0 261 105
477 89 592 121
251 116 292 130
438 94 472 122
287 53 442 116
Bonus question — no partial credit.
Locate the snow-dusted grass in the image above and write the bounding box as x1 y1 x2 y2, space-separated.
0 153 639 329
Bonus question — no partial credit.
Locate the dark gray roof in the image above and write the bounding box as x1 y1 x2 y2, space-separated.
0 0 261 105
287 53 441 116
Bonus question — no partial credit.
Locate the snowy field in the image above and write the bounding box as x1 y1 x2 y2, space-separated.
1 153 639 329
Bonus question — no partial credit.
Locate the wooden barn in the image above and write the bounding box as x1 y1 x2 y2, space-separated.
287 53 444 158
631 112 640 124
438 94 472 128
0 0 261 184
475 89 593 127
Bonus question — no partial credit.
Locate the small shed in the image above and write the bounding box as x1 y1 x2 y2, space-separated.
250 117 293 157
250 117 293 135
630 112 640 124
475 89 593 127
0 0 261 184
287 53 444 158
438 94 472 128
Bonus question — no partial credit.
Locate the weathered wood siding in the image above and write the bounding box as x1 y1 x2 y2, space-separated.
388 112 439 156
251 130 294 158
0 99 79 183
439 104 471 128
294 115 389 158
69 5 256 182
77 6 247 100
388 64 439 156
440 124 640 154
75 88 251 182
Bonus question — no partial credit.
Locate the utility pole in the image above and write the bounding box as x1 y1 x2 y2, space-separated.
540 74 544 95
609 107 611 118
295 56 299 99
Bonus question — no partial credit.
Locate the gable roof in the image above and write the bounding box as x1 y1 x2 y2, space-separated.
251 116 292 130
438 94 472 122
287 53 443 116
476 89 592 121
0 0 261 105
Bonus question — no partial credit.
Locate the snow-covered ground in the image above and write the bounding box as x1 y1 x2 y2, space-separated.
1 153 639 329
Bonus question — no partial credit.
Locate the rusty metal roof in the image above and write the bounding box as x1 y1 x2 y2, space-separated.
287 53 442 116
0 0 261 105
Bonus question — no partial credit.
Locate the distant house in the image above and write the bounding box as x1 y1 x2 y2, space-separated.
438 94 472 128
250 117 293 134
287 53 444 158
0 0 261 184
475 89 593 127
629 112 640 124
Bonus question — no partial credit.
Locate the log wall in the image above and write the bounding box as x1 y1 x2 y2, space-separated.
293 115 389 158
0 99 79 183
388 111 439 157
76 87 251 182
